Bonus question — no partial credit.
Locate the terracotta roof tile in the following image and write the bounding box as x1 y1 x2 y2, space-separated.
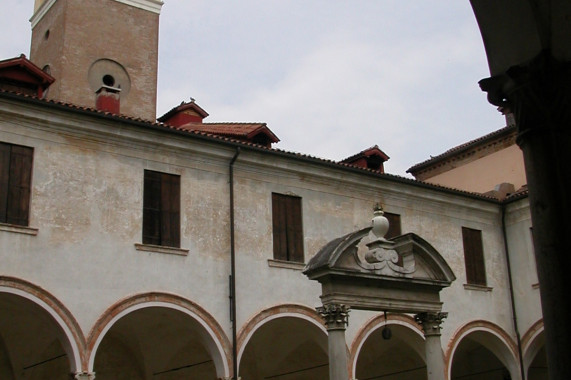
0 89 513 203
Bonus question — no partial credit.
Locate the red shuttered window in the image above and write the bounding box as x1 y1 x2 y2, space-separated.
462 227 487 286
0 142 33 226
143 170 180 248
272 193 304 263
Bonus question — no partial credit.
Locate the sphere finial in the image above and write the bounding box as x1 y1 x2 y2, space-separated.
371 203 389 240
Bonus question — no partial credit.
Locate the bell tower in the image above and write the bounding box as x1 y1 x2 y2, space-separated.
29 0 163 120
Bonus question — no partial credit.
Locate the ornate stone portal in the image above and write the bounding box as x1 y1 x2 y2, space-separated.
304 207 456 380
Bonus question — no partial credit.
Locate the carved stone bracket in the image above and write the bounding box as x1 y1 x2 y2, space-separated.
317 304 350 330
479 52 571 145
414 312 448 337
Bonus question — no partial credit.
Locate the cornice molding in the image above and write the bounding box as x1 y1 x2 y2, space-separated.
30 0 57 28
112 0 164 14
30 0 163 28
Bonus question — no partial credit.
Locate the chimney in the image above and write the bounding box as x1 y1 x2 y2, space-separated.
95 85 121 114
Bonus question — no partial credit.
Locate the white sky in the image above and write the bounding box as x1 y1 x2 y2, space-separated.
0 0 505 176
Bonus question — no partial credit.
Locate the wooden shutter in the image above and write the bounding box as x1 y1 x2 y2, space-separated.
143 170 162 245
0 143 33 226
160 172 180 248
272 193 288 261
272 193 304 262
6 145 33 226
287 195 304 262
384 212 402 239
143 170 180 247
0 143 10 223
462 227 487 286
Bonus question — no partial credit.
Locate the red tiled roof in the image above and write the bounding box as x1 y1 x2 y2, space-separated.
158 101 209 122
0 55 55 86
0 88 518 204
340 145 390 163
178 122 280 143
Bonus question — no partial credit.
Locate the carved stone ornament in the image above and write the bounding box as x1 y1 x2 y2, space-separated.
357 206 415 276
317 304 350 330
414 312 448 336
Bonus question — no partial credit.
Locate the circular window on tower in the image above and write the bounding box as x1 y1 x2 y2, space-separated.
102 74 115 87
88 59 131 98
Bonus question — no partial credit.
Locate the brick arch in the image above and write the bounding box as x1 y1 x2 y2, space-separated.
350 313 425 379
237 303 329 365
0 276 86 372
445 320 518 380
86 292 231 378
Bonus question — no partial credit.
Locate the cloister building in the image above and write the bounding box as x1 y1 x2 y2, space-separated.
0 1 546 379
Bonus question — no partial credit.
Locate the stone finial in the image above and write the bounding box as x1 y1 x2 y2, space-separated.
371 203 389 241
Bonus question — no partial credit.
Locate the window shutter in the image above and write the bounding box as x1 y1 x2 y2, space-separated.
143 170 162 245
6 145 33 226
462 227 486 286
288 196 304 262
272 193 304 262
160 173 180 248
272 193 288 261
143 170 180 248
0 143 10 223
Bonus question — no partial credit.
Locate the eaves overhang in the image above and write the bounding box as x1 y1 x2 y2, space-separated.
0 90 510 205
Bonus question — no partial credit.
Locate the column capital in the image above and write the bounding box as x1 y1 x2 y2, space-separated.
414 312 448 336
317 303 350 330
73 372 96 380
479 52 571 146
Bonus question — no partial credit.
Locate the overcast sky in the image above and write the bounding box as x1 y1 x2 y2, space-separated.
0 0 505 176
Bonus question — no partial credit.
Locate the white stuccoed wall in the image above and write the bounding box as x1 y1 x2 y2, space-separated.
0 96 542 376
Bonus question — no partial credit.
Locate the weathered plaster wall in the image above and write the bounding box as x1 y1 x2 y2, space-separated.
0 97 541 377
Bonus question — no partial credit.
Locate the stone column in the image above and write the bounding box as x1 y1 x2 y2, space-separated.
479 51 571 380
73 372 95 380
415 312 447 380
317 304 350 380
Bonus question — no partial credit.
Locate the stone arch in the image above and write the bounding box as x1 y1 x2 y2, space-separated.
87 292 231 379
0 276 85 374
351 313 427 380
521 320 547 380
237 304 330 379
446 320 519 380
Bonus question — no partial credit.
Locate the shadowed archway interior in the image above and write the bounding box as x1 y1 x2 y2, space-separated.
239 317 329 380
0 293 71 379
93 307 219 380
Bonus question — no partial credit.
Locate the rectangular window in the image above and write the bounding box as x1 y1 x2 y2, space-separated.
143 170 180 248
0 142 33 226
384 212 402 239
462 227 487 286
272 193 304 262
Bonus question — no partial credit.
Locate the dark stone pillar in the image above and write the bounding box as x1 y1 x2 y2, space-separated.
480 52 571 380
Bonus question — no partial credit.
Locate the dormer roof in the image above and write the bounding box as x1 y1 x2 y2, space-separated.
0 54 55 98
340 145 390 173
